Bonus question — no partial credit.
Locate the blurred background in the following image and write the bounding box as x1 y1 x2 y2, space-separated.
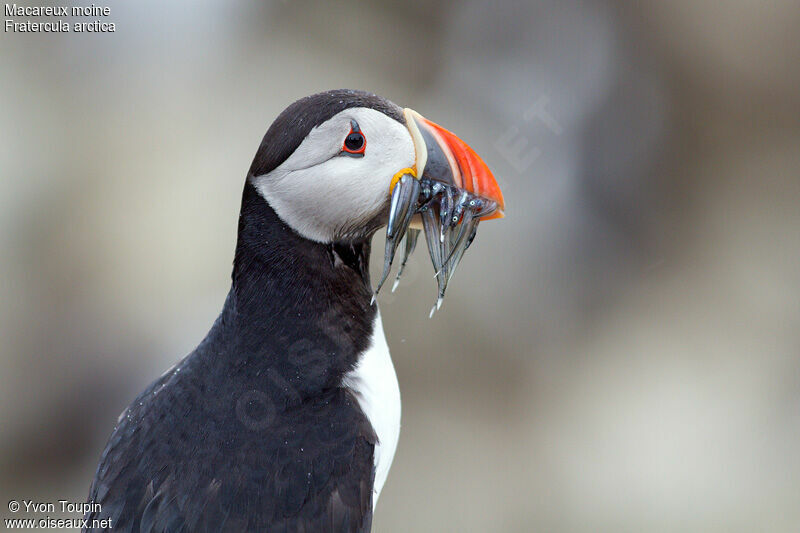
2 0 799 531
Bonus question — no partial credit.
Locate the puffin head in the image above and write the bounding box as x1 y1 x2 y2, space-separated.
248 89 504 244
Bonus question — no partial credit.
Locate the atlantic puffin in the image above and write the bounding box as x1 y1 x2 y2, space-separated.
84 90 504 532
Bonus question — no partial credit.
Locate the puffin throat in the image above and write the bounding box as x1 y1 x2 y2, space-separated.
223 182 376 389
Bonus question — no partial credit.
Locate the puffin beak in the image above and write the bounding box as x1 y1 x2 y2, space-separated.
403 108 504 220
376 108 506 314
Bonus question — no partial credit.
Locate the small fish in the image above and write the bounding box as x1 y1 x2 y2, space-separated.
374 174 420 296
374 176 498 315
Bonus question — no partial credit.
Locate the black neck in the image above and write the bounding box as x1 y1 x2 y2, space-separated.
200 182 377 394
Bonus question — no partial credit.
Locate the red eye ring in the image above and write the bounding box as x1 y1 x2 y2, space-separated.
342 120 366 156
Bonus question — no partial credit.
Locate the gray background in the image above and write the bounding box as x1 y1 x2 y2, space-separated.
1 0 799 531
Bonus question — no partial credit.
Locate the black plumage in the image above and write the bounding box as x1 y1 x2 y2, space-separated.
84 91 401 532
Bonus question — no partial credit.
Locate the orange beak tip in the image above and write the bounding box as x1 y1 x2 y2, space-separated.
482 209 505 221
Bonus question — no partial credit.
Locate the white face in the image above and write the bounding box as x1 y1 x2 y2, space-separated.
251 107 416 243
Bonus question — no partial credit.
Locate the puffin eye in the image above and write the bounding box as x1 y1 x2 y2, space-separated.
345 132 365 152
341 120 366 157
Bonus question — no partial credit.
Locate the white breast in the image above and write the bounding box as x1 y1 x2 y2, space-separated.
341 311 401 508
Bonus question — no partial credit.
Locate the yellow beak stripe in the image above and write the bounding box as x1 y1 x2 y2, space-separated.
389 167 417 193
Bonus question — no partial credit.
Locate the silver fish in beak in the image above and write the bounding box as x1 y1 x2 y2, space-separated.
375 109 505 316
